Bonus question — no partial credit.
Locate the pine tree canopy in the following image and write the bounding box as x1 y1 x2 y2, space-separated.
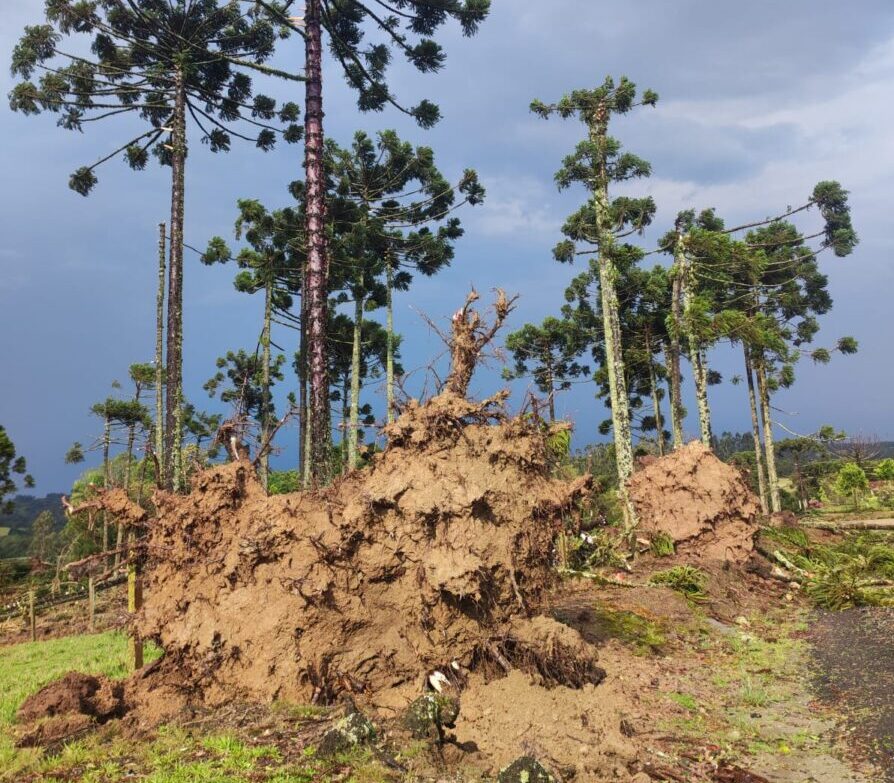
0 426 35 514
10 0 304 194
313 0 491 126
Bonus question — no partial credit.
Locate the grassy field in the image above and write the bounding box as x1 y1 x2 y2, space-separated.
0 632 161 779
0 633 393 782
0 632 161 726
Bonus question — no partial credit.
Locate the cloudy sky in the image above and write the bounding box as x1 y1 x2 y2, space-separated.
2 1 893 493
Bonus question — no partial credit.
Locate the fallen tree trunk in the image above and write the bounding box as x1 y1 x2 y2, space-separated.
798 518 894 532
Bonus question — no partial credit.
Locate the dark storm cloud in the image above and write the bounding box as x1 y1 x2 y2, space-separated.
1 1 893 491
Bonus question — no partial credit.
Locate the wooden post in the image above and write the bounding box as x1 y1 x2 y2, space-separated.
88 577 96 632
127 565 144 670
28 589 36 642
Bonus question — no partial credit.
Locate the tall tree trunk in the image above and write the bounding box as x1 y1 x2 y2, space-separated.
165 68 187 492
155 222 166 488
691 347 713 447
546 361 556 422
648 356 666 456
754 355 781 513
386 255 396 424
123 388 141 496
348 293 363 470
743 347 769 514
664 343 684 447
303 387 312 487
260 279 273 491
298 286 308 486
115 384 142 567
677 235 712 447
590 108 637 531
102 415 110 566
341 376 349 474
599 262 637 529
304 0 330 485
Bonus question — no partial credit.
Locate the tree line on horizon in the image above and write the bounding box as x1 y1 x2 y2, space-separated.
5 2 860 536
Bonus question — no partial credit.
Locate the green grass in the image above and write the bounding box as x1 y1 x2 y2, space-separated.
588 607 667 654
0 632 162 780
0 633 394 783
668 691 699 712
0 631 162 726
648 565 708 602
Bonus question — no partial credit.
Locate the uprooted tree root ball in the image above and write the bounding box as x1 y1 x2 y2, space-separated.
123 291 602 726
628 441 761 563
15 293 618 778
131 390 596 720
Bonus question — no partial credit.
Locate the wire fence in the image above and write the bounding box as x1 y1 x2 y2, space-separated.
0 573 127 623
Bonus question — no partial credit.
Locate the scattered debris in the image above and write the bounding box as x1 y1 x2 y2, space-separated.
403 692 459 742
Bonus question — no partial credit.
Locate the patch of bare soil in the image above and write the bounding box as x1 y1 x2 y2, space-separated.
811 606 894 780
628 442 761 563
453 669 633 780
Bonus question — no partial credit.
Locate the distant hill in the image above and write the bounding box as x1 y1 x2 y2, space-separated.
0 494 66 559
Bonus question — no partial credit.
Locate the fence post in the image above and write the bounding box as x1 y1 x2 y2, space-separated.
88 577 96 632
127 565 143 671
28 589 36 642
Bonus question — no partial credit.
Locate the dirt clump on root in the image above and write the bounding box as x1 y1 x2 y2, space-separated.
15 672 126 747
132 386 596 720
627 441 761 563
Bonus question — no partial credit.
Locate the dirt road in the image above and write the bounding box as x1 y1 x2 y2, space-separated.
811 606 894 780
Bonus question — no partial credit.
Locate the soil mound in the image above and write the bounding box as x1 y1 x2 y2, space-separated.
627 441 760 563
17 672 125 724
134 390 594 716
453 669 633 779
15 672 125 746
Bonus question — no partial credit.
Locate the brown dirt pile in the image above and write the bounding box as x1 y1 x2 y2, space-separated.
453 669 634 779
627 441 760 563
15 672 125 747
130 388 596 719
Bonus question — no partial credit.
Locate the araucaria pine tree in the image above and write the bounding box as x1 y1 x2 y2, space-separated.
10 0 304 489
708 182 859 512
0 426 34 514
662 208 727 448
504 318 588 422
203 200 303 488
532 77 658 531
330 130 484 430
262 0 490 484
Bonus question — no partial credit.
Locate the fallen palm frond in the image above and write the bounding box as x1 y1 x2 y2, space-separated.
760 528 894 610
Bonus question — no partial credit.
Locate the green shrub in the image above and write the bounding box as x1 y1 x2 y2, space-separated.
835 463 869 508
874 458 894 481
650 532 675 557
